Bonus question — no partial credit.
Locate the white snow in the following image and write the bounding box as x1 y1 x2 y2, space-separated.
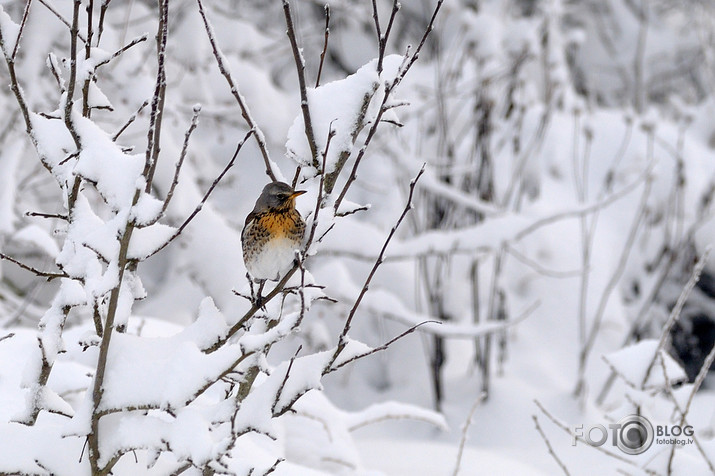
13 224 61 258
1 2 714 475
0 6 20 58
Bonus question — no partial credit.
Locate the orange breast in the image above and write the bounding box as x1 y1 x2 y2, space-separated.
255 210 303 240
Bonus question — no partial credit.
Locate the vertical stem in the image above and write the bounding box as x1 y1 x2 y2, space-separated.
481 247 504 399
144 0 169 192
633 1 648 113
66 0 83 212
282 0 319 168
88 216 137 475
471 260 482 366
88 1 167 471
82 0 94 117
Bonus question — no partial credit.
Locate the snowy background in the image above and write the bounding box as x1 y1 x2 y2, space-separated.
1 0 715 474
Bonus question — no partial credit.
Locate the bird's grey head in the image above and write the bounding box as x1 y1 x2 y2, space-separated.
255 181 305 211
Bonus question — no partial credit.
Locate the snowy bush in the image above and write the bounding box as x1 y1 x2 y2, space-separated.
0 1 448 474
2 0 715 475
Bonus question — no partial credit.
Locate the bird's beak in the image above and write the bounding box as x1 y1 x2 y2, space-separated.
289 190 307 199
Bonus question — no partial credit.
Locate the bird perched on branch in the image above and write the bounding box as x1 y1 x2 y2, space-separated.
242 182 307 288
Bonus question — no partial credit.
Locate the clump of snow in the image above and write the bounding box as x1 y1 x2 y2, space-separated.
13 224 61 258
0 6 20 57
131 192 164 226
127 223 176 260
73 115 144 210
603 339 687 389
286 55 403 176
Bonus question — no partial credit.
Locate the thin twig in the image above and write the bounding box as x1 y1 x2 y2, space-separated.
372 0 400 75
505 243 582 278
96 0 112 46
196 0 278 182
37 0 87 43
326 320 439 373
668 341 715 474
332 0 443 212
112 99 150 142
513 165 652 242
147 130 254 258
534 400 658 474
575 158 654 396
283 0 319 168
641 247 711 387
154 104 202 223
64 0 83 211
95 34 148 69
271 345 303 415
315 5 330 88
12 0 33 61
0 253 67 280
328 165 425 369
533 415 571 476
452 393 486 476
0 333 15 343
143 0 169 192
305 123 335 248
25 211 68 220
82 0 94 117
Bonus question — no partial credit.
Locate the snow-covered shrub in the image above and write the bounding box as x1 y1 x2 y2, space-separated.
0 1 447 474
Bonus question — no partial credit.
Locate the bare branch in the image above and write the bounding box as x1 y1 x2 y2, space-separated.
328 165 425 369
0 6 37 151
196 0 278 182
305 124 335 249
96 0 112 46
154 104 202 224
534 400 658 474
372 0 400 75
12 0 33 61
0 333 15 343
315 5 330 88
143 0 169 192
81 0 94 117
0 253 67 280
147 130 253 258
446 392 483 473
282 0 320 168
95 34 148 69
37 0 87 43
641 247 711 387
64 0 83 211
326 320 439 373
532 415 571 476
575 159 653 396
271 345 302 415
332 1 442 212
513 165 652 242
25 211 68 220
112 99 150 142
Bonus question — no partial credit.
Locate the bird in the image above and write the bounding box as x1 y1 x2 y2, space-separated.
242 182 307 290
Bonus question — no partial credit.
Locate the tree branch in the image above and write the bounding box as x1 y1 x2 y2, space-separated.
0 253 67 280
148 130 253 258
315 5 330 88
282 0 320 168
196 0 278 182
328 165 425 369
